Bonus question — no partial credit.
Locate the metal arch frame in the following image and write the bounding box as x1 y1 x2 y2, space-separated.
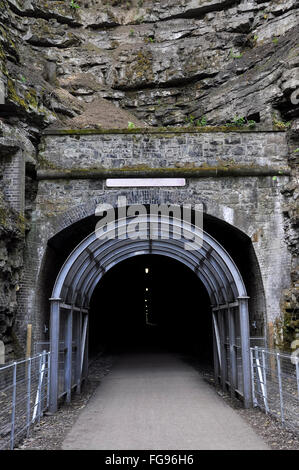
52 215 247 299
53 216 246 303
49 215 251 413
82 248 217 307
76 239 222 306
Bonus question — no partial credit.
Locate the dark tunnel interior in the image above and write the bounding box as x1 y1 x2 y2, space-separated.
89 254 213 362
43 210 266 353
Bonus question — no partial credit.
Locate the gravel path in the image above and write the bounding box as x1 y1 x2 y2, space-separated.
15 353 299 451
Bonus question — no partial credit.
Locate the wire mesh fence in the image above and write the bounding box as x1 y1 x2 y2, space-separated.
35 341 78 399
250 346 299 434
0 351 50 450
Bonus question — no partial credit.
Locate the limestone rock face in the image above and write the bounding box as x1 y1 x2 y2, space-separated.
1 0 298 130
0 122 29 358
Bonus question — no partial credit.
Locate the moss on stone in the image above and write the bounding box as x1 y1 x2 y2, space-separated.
274 310 299 352
37 164 290 180
7 79 28 109
43 125 286 136
0 207 8 228
17 214 26 234
25 89 39 109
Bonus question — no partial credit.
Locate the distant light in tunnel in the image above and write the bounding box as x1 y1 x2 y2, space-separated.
145 268 149 273
145 288 149 291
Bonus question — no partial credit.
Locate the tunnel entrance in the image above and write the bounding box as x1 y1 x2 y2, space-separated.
48 212 253 413
89 254 212 360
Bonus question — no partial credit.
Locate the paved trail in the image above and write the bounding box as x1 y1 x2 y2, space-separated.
62 352 269 450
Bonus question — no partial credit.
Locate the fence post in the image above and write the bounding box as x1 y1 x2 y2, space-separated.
10 362 17 450
262 349 269 413
47 352 51 410
26 324 32 359
38 352 46 423
32 353 42 424
26 357 32 437
228 307 237 397
254 346 261 397
296 359 299 399
49 298 61 413
250 348 256 406
238 296 252 408
38 353 43 424
276 352 284 423
65 308 73 404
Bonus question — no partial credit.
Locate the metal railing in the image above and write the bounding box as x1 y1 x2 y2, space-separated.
35 341 79 400
250 346 299 434
0 351 50 450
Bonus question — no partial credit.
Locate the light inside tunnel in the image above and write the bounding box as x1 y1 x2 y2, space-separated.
88 254 213 361
45 211 264 411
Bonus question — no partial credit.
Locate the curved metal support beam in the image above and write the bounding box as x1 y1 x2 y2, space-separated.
52 215 246 302
49 213 251 411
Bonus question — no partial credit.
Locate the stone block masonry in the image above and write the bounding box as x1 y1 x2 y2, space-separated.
13 129 292 352
40 129 289 172
1 150 25 214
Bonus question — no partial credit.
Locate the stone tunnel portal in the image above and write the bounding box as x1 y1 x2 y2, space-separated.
46 210 265 413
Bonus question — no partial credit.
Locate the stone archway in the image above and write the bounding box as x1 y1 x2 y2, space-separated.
48 213 252 412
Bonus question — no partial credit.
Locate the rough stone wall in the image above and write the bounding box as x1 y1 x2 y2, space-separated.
1 0 299 130
278 120 299 349
39 129 289 171
0 122 34 358
0 0 298 356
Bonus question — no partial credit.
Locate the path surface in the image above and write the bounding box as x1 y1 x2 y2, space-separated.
62 352 269 450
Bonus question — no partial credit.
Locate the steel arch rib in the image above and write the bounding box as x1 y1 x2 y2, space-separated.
69 237 225 307
85 243 219 306
62 239 230 307
51 215 247 305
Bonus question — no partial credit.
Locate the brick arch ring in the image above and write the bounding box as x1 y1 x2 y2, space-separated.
46 189 250 241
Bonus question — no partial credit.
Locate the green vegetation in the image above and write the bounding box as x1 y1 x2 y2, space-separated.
247 120 256 128
272 37 279 44
185 115 208 127
230 116 246 127
196 116 207 127
70 0 80 9
230 49 243 59
273 114 291 129
184 114 255 129
185 115 196 126
144 36 155 43
225 116 256 128
128 121 136 129
274 311 299 352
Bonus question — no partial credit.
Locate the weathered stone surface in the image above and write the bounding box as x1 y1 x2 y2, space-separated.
2 0 299 129
40 130 289 170
23 19 82 48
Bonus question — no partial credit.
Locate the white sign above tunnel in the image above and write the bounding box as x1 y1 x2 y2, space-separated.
106 178 186 187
